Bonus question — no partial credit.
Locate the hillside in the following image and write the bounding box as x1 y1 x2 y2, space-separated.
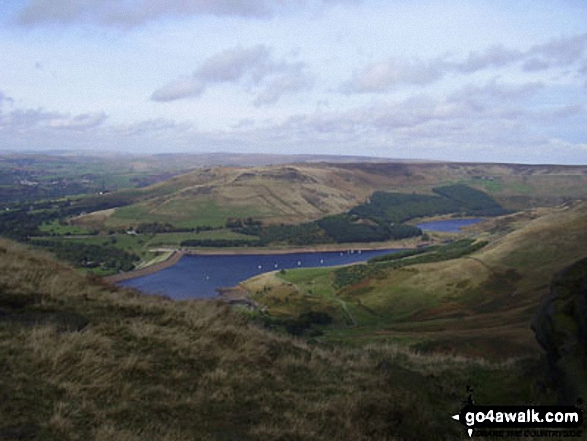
0 237 557 440
72 162 587 231
72 164 402 229
242 202 587 360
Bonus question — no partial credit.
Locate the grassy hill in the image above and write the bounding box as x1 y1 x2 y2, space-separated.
242 201 587 360
72 162 587 232
0 151 401 204
4 160 583 276
73 164 401 230
0 237 561 440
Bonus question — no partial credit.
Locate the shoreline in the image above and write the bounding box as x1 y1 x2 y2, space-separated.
104 250 185 283
104 238 423 283
183 240 417 255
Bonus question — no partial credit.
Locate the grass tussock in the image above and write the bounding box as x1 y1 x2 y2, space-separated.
0 238 554 440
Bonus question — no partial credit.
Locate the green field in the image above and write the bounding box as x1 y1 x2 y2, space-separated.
39 220 94 236
110 198 272 229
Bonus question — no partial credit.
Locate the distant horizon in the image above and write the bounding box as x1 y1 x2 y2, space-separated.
0 149 585 167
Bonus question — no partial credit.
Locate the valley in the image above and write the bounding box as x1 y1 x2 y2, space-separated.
5 3 587 438
1 152 586 439
241 202 587 360
5 159 584 277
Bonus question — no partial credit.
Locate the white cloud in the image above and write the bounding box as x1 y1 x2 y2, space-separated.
2 3 586 164
329 81 541 134
113 118 192 136
0 107 106 131
447 80 544 108
1 85 585 163
253 64 313 106
151 45 312 105
457 45 523 73
17 0 272 27
15 0 357 27
197 45 270 83
46 112 107 129
528 34 587 67
0 101 195 153
150 77 205 102
343 58 447 93
344 34 587 94
234 78 585 162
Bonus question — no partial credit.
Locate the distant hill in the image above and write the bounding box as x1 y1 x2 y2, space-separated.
0 150 421 166
0 152 415 205
72 161 587 231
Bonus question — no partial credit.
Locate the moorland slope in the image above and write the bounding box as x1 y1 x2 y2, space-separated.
73 162 587 231
0 237 555 440
243 202 587 360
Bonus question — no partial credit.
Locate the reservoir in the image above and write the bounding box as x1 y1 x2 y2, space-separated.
120 248 401 300
416 218 484 233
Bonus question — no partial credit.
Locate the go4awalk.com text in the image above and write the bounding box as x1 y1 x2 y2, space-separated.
452 404 583 438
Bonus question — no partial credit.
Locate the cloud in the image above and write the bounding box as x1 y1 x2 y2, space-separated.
0 107 106 131
253 64 313 106
17 0 272 27
272 80 574 153
343 58 447 93
457 45 524 73
0 100 195 153
344 45 528 94
113 118 192 136
46 112 107 129
197 45 270 83
2 81 585 164
344 34 587 94
447 80 543 107
16 0 357 27
527 34 587 68
221 100 585 164
187 80 583 160
150 77 205 102
151 45 312 105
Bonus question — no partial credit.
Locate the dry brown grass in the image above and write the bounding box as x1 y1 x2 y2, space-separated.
73 162 587 231
0 237 557 440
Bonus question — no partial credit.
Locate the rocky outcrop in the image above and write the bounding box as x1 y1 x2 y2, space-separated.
532 257 587 404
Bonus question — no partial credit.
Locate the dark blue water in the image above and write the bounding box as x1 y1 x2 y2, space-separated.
120 248 401 300
416 218 484 233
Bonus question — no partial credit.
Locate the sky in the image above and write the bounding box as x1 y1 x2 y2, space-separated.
0 0 586 164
